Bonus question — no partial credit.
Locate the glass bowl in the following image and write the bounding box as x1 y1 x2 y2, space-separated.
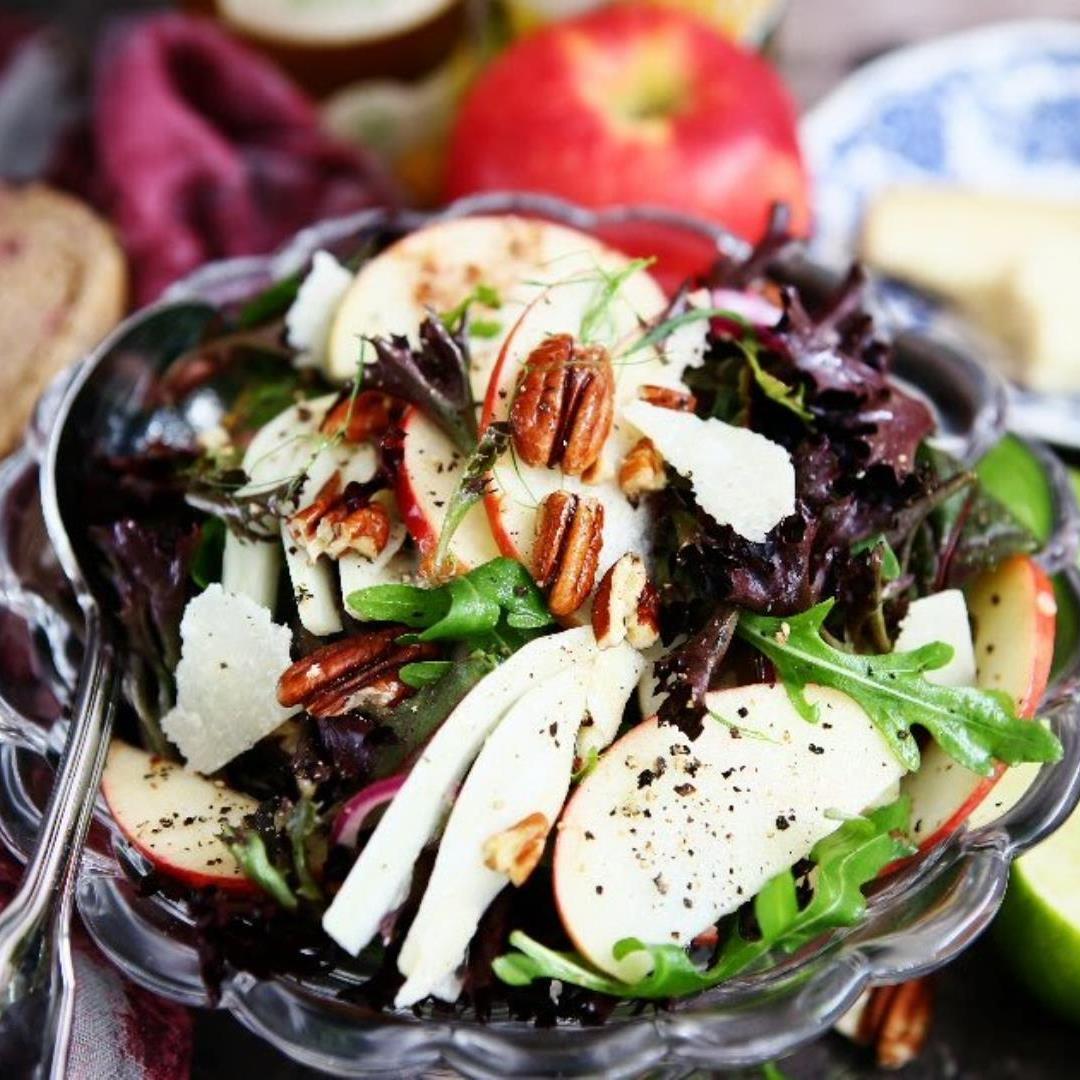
0 194 1078 1078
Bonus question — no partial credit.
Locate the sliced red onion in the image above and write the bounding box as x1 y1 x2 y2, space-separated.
331 772 407 850
711 288 782 327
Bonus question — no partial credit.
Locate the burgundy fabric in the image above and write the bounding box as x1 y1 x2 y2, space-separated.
94 13 395 304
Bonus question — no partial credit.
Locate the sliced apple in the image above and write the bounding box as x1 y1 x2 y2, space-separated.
322 626 599 957
101 741 258 893
396 665 590 1006
394 406 501 572
481 271 707 575
554 682 906 979
327 214 631 390
901 556 1056 850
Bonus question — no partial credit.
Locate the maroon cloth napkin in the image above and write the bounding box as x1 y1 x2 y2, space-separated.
0 15 395 1073
93 13 396 304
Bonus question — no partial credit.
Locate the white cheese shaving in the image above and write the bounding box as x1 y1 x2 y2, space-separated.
161 584 298 774
894 590 977 687
622 399 795 543
285 251 353 369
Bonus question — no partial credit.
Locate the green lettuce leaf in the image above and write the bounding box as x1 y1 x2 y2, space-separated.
736 601 1061 775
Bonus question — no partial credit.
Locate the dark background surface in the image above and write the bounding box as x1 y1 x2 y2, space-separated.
6 0 1080 1075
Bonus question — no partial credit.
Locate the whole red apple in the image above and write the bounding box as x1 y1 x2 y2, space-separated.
445 4 810 283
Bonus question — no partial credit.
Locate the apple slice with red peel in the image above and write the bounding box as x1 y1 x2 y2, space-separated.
554 682 905 979
481 267 707 576
395 406 502 572
901 555 1056 850
101 741 258 893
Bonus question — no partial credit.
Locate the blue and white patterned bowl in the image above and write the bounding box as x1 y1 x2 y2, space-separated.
800 19 1080 446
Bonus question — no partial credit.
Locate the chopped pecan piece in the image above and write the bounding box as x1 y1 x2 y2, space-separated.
592 553 660 650
482 812 550 886
618 437 666 501
533 490 604 618
277 627 439 718
845 979 934 1070
511 334 615 475
638 384 696 411
287 471 391 562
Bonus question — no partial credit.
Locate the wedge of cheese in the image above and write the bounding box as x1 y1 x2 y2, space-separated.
861 186 1080 391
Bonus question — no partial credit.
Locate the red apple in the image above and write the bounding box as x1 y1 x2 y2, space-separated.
101 740 259 893
445 5 810 285
902 555 1056 851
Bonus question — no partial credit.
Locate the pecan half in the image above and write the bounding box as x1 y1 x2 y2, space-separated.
277 627 439 718
843 979 934 1070
511 334 615 475
618 437 666 502
639 384 696 412
288 471 391 562
320 390 396 444
592 553 660 650
533 491 604 617
482 812 550 886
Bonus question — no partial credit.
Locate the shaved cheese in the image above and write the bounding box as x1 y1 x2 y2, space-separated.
623 400 795 543
285 251 353 370
322 627 598 957
894 590 977 688
395 666 589 1006
577 643 646 760
161 585 297 774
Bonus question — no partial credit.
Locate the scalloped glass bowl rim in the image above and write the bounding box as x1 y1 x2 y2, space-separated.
9 193 1080 1077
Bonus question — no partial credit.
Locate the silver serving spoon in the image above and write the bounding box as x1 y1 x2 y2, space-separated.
0 302 217 1077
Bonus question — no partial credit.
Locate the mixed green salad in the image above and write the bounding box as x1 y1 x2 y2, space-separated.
92 211 1062 1020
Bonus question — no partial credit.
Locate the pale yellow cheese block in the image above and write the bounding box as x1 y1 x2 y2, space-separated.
862 186 1080 391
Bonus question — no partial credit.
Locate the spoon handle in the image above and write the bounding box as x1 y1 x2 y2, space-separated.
0 609 118 1079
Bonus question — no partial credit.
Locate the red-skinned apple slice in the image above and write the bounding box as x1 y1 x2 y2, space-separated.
480 266 708 575
101 741 258 893
553 683 905 979
395 406 501 571
902 555 1056 850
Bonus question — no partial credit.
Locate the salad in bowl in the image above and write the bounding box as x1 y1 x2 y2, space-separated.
82 203 1066 1027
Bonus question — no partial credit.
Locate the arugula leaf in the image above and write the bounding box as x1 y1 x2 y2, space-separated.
348 556 554 651
733 335 812 422
399 660 454 688
851 533 901 581
736 601 1062 775
433 423 511 570
286 797 323 903
494 800 914 999
221 827 298 910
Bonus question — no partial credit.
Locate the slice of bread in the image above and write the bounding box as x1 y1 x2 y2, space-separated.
0 184 127 451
